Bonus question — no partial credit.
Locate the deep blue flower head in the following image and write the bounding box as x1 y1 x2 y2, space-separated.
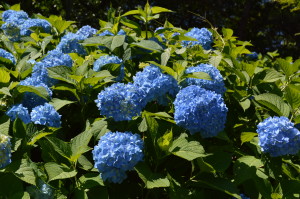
30 103 61 127
2 10 28 23
95 83 146 121
174 85 228 137
20 19 51 36
1 22 21 41
0 134 12 169
257 116 300 157
182 27 213 50
0 48 16 64
56 32 87 54
92 131 144 183
76 25 97 38
6 104 31 124
133 65 179 105
93 55 124 81
183 64 226 95
19 78 52 110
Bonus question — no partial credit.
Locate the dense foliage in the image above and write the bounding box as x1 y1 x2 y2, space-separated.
0 3 300 199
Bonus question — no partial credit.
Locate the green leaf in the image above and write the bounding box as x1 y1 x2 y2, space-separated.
122 9 140 17
209 54 223 67
161 48 171 66
47 66 77 85
131 40 163 52
239 99 251 111
10 4 21 10
52 84 80 101
157 129 173 151
111 35 126 51
0 115 10 136
87 119 109 140
138 117 148 132
144 113 159 140
184 72 212 81
70 130 93 162
52 19 75 34
0 67 10 83
169 133 206 161
277 58 296 78
0 87 11 96
28 131 53 146
49 98 75 111
79 173 105 188
14 159 36 185
285 85 300 110
45 162 77 182
135 163 170 189
120 17 141 30
151 6 173 14
240 132 258 145
45 137 72 160
15 85 50 100
262 69 284 82
254 93 290 117
203 151 232 172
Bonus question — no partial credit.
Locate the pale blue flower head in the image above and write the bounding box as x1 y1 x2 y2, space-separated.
56 32 87 54
20 18 51 36
6 104 31 124
95 83 146 121
30 103 61 127
182 27 213 50
76 25 97 38
0 134 12 169
257 116 300 157
92 131 144 183
133 65 179 105
93 55 124 81
174 85 228 137
183 64 226 95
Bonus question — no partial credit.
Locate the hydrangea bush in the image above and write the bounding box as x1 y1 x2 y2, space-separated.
0 3 300 199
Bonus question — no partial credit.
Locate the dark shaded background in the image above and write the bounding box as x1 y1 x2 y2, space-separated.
2 0 300 58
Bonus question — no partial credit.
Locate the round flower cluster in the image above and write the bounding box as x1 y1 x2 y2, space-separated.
93 55 124 81
183 64 226 95
20 18 51 36
95 83 146 121
0 134 12 169
30 103 61 127
1 10 51 41
0 48 16 64
92 131 144 183
133 65 179 105
56 25 96 54
182 27 213 50
6 104 31 124
257 116 300 157
174 85 228 137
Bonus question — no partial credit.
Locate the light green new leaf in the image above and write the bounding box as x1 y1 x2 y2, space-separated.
241 132 258 145
0 67 10 83
184 72 212 81
45 162 77 182
254 93 290 117
209 54 223 67
135 163 170 189
169 133 206 161
131 40 163 52
151 6 173 14
0 87 11 96
157 130 173 151
27 132 53 146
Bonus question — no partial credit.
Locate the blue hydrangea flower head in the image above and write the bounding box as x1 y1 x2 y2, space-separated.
30 103 61 127
133 65 179 105
182 27 213 50
95 83 146 121
174 85 228 137
0 48 16 64
2 10 28 23
183 64 226 95
56 32 87 54
20 19 51 36
92 131 144 183
0 134 12 169
257 116 300 157
6 104 31 124
41 49 73 67
76 25 97 38
93 55 124 81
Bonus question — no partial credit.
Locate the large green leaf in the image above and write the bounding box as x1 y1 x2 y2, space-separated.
111 35 126 51
285 84 300 110
262 69 284 83
14 159 36 186
277 58 296 78
49 98 75 111
240 132 258 145
0 115 10 136
151 6 173 14
47 66 77 85
131 40 163 52
45 162 77 182
70 130 93 162
79 173 104 189
45 137 72 160
0 67 10 83
169 133 206 161
15 85 50 100
254 93 290 117
135 163 170 189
